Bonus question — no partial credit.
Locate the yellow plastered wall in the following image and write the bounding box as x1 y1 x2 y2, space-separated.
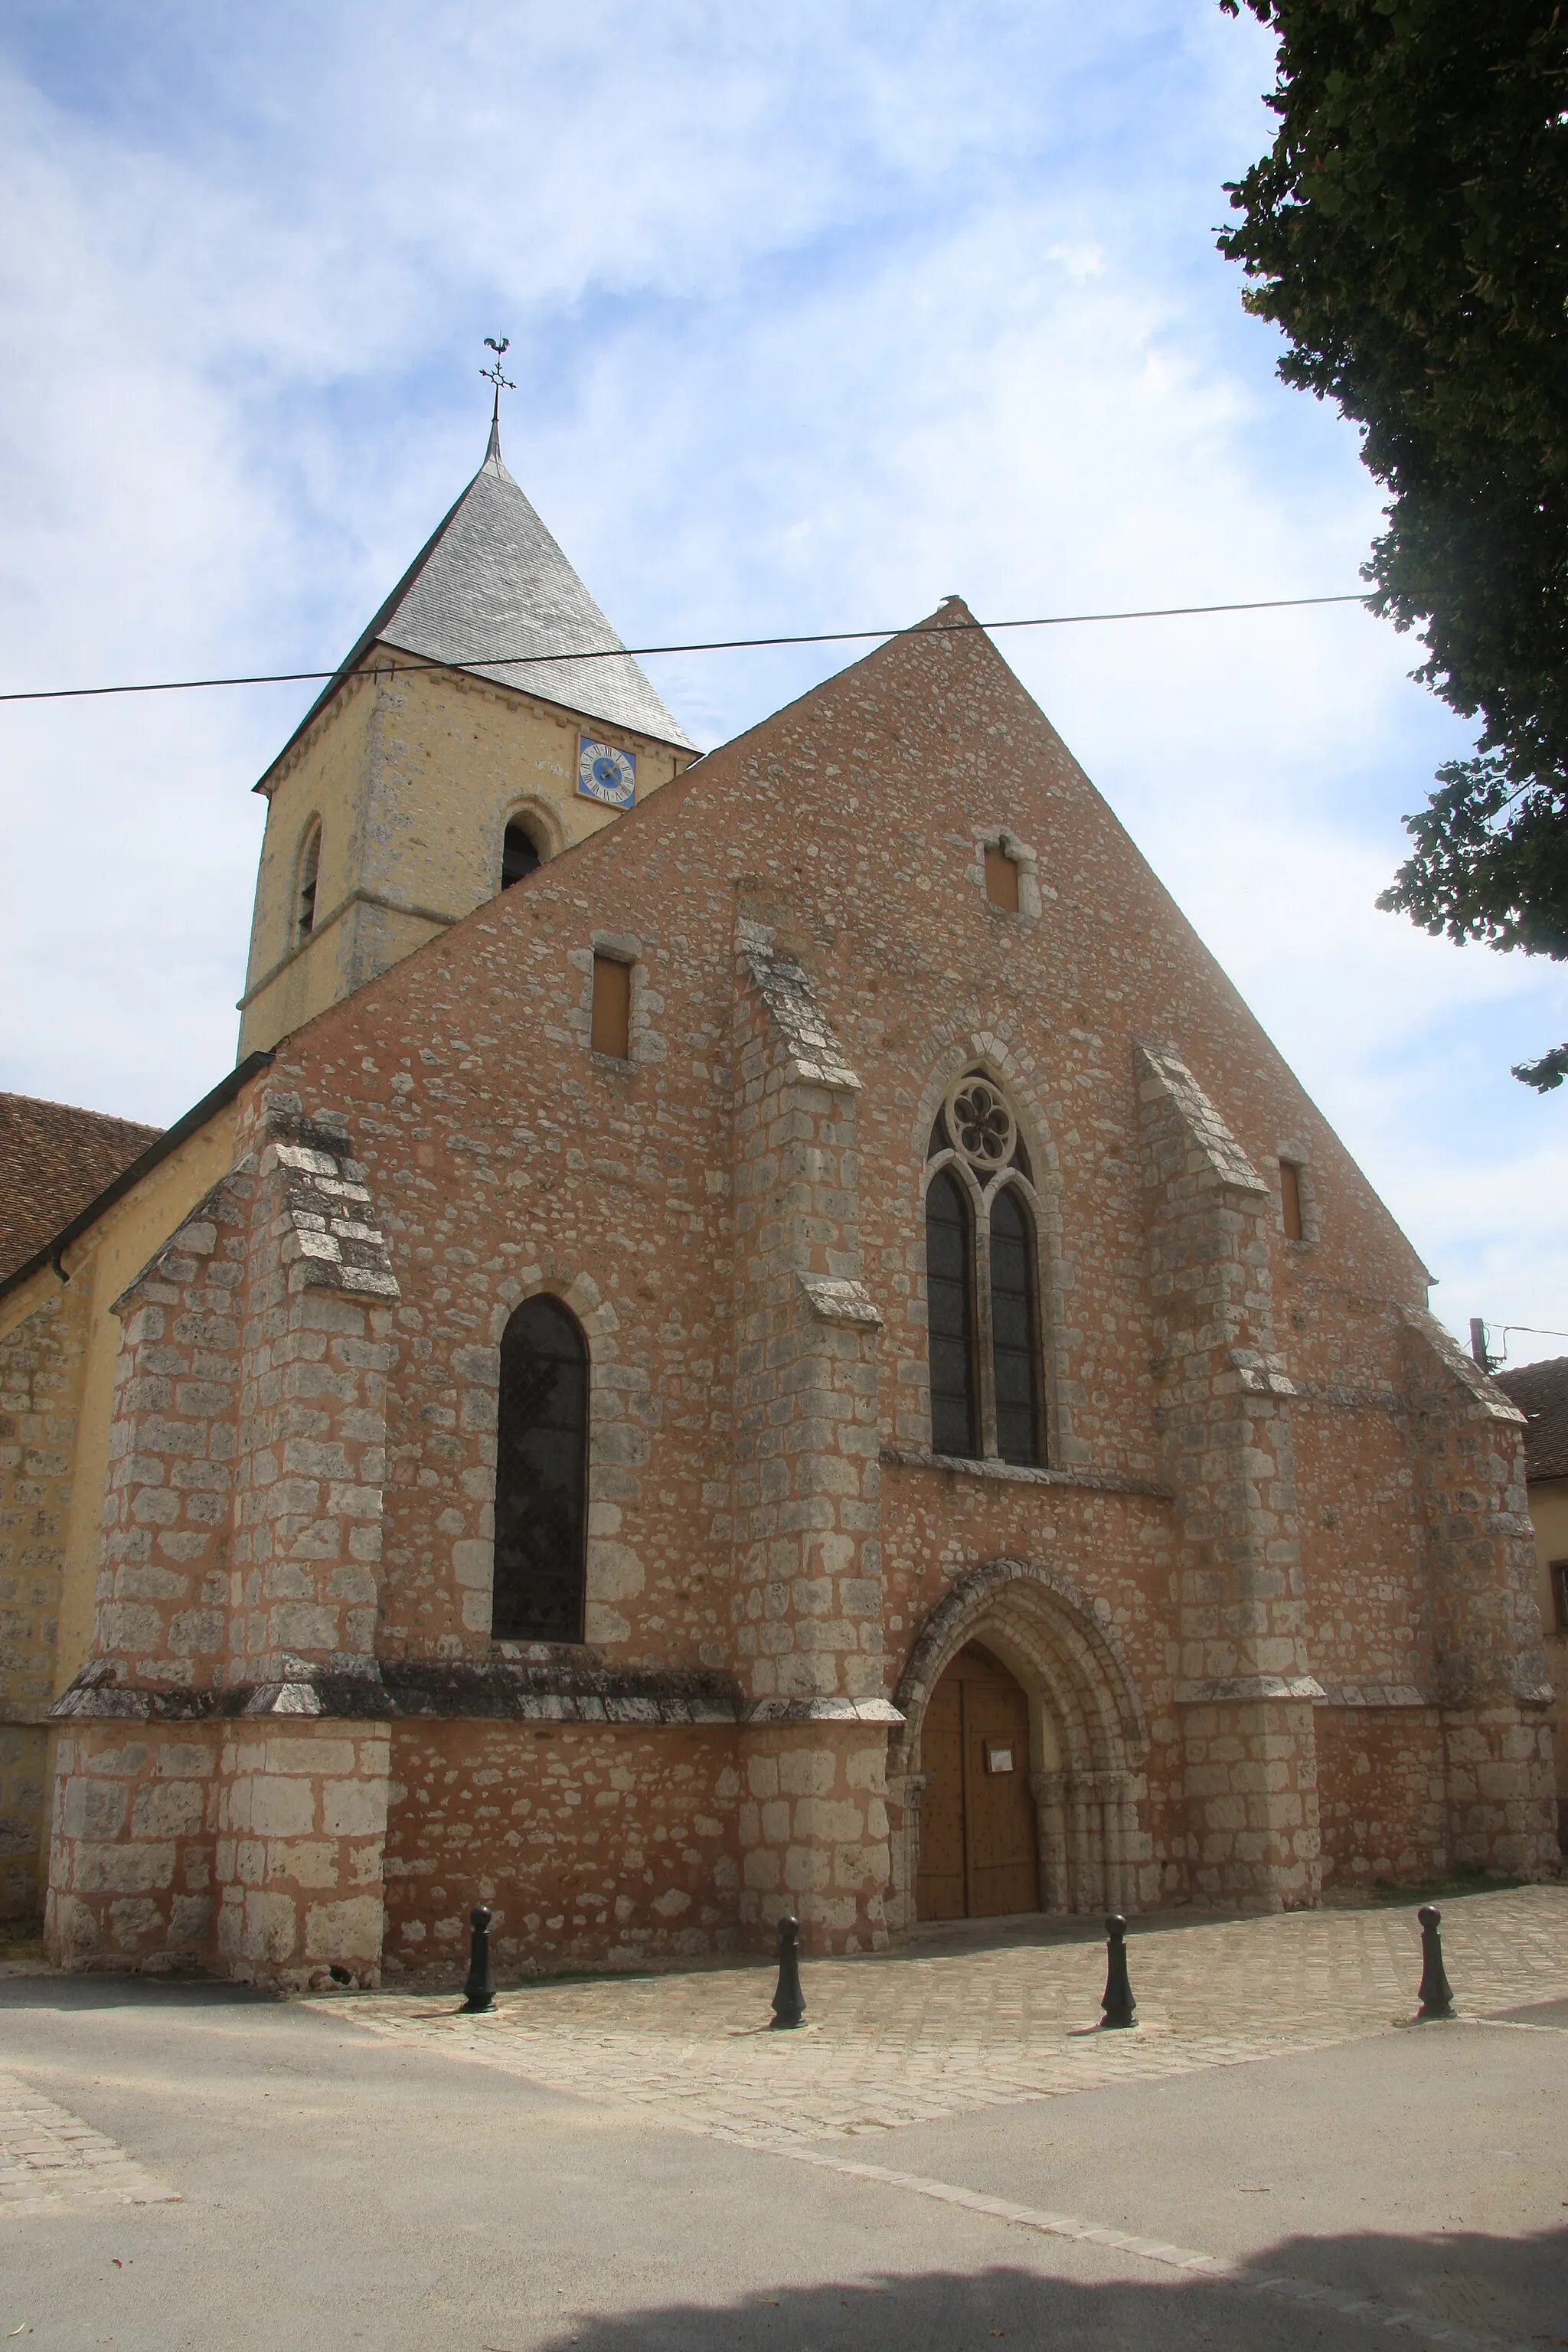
0 1102 243 1709
238 655 691 1057
1527 1478 1568 1802
0 1279 90 1916
0 1101 243 1916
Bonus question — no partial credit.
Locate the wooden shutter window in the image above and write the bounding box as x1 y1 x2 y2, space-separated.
590 953 632 1059
984 846 1020 912
1280 1161 1305 1242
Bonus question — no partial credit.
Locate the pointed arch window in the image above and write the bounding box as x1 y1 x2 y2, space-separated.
492 1295 589 1643
925 1170 978 1459
296 821 322 946
924 1072 1047 1468
988 1186 1040 1467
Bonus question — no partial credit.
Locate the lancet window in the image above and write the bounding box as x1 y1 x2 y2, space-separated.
923 1072 1045 1468
296 820 322 945
492 1295 589 1642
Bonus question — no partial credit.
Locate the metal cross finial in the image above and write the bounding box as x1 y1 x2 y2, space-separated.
481 335 515 431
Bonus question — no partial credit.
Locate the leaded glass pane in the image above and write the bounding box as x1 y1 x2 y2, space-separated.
926 1169 978 1459
990 1186 1041 1467
492 1296 588 1642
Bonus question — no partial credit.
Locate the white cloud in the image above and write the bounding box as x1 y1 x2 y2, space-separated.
0 0 1561 1359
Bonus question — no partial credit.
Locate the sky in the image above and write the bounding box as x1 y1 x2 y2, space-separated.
1 0 1564 1368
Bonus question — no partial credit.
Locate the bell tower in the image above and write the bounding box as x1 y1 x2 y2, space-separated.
237 390 695 1058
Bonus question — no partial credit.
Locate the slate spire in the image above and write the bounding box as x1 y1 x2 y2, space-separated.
268 419 694 777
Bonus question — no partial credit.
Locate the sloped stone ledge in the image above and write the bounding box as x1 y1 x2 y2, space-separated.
1174 1674 1326 1705
880 1446 1171 1500
1313 1681 1431 1710
51 1656 752 1727
798 1274 883 1328
743 1696 904 1725
48 1658 923 1730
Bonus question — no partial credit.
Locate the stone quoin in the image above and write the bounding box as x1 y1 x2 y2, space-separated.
0 423 1556 1984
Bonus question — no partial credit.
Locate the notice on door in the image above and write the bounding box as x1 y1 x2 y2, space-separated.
984 1743 1014 1774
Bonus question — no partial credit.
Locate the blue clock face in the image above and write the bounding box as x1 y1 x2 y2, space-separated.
577 737 636 808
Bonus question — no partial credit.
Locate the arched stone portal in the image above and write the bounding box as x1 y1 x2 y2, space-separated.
889 1557 1151 1926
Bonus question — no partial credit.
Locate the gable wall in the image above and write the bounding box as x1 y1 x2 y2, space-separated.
247 616 1503 1922
37 614 1554 1971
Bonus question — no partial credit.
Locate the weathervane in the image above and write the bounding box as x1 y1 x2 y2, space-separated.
482 335 515 433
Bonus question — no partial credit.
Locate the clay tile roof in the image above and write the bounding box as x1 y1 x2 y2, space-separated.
261 423 694 787
1494 1356 1568 1484
0 1093 162 1282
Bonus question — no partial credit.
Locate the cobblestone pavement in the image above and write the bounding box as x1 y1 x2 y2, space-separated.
0 2071 180 2218
310 1885 1568 2149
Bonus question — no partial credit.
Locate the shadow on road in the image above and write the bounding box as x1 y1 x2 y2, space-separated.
511 2230 1568 2351
0 1971 276 2013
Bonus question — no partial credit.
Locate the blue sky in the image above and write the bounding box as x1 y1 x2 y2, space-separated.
1 0 1564 1364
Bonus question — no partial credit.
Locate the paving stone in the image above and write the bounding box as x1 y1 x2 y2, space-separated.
312 1886 1568 2150
0 2072 178 2216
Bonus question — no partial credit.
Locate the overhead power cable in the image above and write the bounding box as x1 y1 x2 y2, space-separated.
0 592 1373 707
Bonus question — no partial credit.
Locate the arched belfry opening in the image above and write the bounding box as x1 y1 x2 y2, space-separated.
501 819 542 889
891 1560 1148 1926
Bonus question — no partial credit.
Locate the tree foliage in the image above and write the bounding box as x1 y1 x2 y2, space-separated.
1218 0 1568 1087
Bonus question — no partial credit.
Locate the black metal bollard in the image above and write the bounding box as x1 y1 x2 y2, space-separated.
769 1913 805 2029
1416 1903 1455 2020
462 1903 495 2013
1100 1914 1137 2029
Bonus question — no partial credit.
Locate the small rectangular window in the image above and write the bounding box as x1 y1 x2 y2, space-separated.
1280 1161 1304 1241
590 954 632 1059
1552 1561 1568 1635
984 846 1020 912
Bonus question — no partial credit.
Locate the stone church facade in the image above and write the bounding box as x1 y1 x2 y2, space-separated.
0 426 1557 1984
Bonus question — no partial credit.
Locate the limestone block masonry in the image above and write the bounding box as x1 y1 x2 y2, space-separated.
728 926 897 1950
1397 1310 1557 1877
14 601 1557 1981
44 1099 400 1985
0 1282 90 1918
1136 1040 1321 1909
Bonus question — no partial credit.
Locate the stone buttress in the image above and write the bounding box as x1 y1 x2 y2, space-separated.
1136 1040 1322 1909
728 923 897 1953
1397 1311 1557 1876
1138 1038 1557 1899
44 1096 400 1985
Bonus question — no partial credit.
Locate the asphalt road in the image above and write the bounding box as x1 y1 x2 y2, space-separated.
2 1971 1563 2352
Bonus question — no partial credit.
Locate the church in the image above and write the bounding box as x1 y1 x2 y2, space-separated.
0 410 1557 1987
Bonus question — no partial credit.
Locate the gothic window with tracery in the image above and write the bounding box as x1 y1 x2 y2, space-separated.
923 1071 1045 1468
492 1295 589 1642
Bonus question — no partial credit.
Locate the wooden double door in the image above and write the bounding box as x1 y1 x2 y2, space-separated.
915 1641 1040 1921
